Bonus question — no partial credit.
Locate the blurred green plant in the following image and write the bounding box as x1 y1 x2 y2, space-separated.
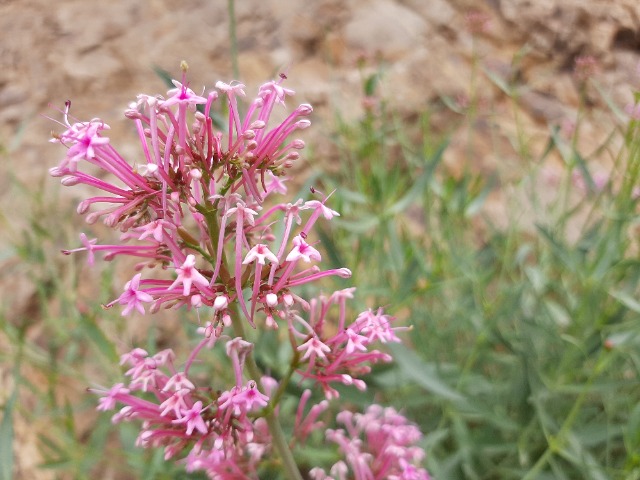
310 62 640 479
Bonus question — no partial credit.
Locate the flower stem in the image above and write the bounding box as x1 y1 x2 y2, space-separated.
231 307 303 480
227 0 240 80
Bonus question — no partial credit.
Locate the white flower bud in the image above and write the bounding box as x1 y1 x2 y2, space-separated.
266 293 278 307
214 295 229 310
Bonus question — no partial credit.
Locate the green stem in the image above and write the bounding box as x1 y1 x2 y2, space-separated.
521 350 611 480
231 309 303 480
227 0 240 80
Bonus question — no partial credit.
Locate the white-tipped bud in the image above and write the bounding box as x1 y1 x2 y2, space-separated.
291 139 305 149
337 268 352 278
295 119 311 129
265 293 278 307
85 212 100 224
285 152 300 161
104 214 118 228
124 109 141 120
341 374 353 385
242 129 256 140
49 166 66 177
61 175 80 186
245 140 258 151
214 295 229 311
283 293 294 306
297 104 313 116
191 295 202 308
77 200 91 214
170 192 180 203
190 168 202 180
194 111 206 122
250 120 266 130
352 378 367 391
222 313 232 327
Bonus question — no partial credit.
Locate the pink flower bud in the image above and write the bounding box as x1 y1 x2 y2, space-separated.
297 104 313 116
77 200 91 214
61 175 80 186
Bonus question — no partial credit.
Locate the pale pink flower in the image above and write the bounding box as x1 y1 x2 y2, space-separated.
168 255 209 296
172 400 208 435
163 80 207 109
297 336 331 362
163 372 195 392
286 235 321 263
243 244 279 265
116 273 153 315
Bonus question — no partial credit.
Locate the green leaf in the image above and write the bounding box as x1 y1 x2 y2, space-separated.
389 344 467 403
464 174 496 218
609 289 640 313
0 388 16 480
482 65 512 95
81 315 118 362
544 299 571 327
387 140 448 215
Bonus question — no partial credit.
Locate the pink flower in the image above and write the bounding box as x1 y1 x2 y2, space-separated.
243 244 279 265
297 336 331 362
96 383 130 411
163 80 207 109
172 400 208 435
168 255 209 296
58 120 111 171
319 406 429 480
116 273 153 316
354 308 403 344
218 381 269 416
286 235 321 263
163 372 195 392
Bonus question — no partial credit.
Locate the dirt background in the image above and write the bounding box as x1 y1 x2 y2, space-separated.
2 0 640 478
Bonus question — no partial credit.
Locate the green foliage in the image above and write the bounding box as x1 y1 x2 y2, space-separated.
3 63 640 479
310 71 640 479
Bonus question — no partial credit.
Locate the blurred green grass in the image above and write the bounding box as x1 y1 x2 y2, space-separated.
1 61 640 480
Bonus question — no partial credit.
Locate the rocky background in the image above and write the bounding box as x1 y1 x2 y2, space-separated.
2 0 640 477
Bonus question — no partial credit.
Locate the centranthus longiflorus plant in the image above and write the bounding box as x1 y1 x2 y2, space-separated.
48 62 430 480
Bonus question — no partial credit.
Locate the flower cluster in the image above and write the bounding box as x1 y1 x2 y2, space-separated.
49 63 428 478
310 405 430 480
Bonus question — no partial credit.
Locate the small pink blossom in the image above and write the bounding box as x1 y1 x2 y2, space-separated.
243 244 279 265
168 255 209 296
116 273 153 316
297 336 331 362
286 235 321 263
172 400 208 435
